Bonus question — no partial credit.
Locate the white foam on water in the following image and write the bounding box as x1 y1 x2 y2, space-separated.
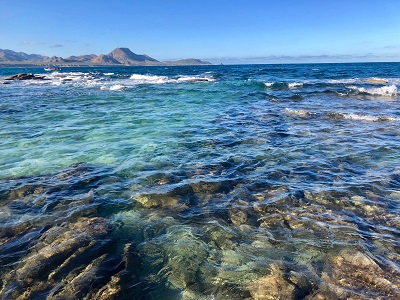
109 84 126 91
129 73 215 84
40 71 98 87
100 84 132 91
286 108 399 122
326 78 359 84
325 77 400 86
129 74 170 84
176 75 215 82
328 112 400 122
347 85 398 97
3 72 216 88
341 113 399 122
264 81 304 88
288 82 303 88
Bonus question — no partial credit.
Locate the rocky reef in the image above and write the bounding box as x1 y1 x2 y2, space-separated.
4 73 46 81
1 162 399 299
0 163 142 299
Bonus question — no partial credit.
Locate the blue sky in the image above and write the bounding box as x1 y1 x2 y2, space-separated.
0 0 399 63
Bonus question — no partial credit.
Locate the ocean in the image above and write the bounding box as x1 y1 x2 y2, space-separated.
0 63 399 299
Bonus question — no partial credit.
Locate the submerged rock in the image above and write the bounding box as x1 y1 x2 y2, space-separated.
142 225 210 290
319 249 400 299
89 243 142 299
249 263 305 300
0 217 122 299
132 184 194 209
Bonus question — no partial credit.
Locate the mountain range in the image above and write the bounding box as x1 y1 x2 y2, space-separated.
0 47 212 66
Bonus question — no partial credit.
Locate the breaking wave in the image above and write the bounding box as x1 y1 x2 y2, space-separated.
129 74 169 83
264 82 304 89
346 85 398 97
129 74 215 84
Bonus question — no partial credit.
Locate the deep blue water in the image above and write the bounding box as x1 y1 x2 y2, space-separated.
0 63 399 299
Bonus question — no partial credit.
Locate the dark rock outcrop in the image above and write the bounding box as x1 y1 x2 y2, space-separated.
4 73 46 80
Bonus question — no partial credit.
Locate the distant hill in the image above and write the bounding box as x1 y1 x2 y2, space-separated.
167 58 212 65
107 47 159 65
0 49 49 62
91 54 120 65
65 54 97 62
0 48 212 66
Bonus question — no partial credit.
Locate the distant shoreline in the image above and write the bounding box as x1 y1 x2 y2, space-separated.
1 61 399 68
0 62 213 68
0 47 212 67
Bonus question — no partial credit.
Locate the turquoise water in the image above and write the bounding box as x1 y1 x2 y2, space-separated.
0 63 399 299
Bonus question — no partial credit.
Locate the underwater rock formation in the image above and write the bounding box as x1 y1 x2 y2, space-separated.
320 249 400 299
0 163 142 299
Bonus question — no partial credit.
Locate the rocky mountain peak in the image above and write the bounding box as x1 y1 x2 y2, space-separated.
107 47 159 64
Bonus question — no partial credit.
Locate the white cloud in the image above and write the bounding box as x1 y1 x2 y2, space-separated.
22 41 46 45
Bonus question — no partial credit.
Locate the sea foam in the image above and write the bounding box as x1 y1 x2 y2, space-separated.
129 74 169 84
285 108 399 122
288 82 303 88
347 85 398 97
109 84 126 91
129 74 215 84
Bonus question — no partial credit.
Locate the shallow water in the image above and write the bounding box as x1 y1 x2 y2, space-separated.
0 63 399 299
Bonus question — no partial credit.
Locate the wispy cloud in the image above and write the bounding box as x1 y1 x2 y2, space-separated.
22 41 46 45
205 53 400 64
384 45 398 49
50 44 64 48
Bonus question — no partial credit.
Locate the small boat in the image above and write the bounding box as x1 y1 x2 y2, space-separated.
44 66 61 71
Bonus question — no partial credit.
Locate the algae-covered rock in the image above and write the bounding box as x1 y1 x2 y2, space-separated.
160 226 209 289
131 184 194 209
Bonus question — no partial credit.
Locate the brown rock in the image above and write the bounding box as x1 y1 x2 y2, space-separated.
0 217 114 299
249 263 299 300
321 249 400 299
